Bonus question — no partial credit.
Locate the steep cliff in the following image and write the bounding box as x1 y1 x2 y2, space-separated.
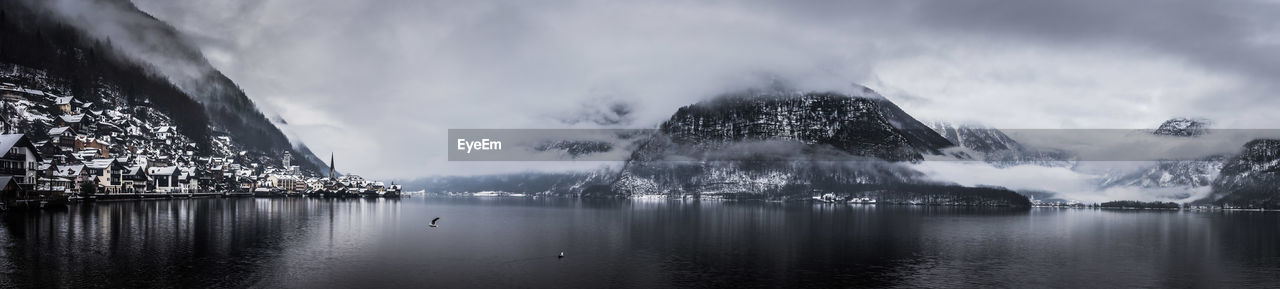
1 0 327 173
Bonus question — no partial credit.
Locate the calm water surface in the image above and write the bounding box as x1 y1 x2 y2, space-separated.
0 197 1278 288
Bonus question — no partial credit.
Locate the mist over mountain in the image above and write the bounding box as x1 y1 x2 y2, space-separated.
926 121 1077 168
603 87 1026 205
1093 119 1226 201
4 0 327 172
400 86 1029 206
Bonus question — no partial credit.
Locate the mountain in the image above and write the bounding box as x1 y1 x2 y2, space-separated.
656 87 951 162
0 0 326 173
605 87 1028 206
1095 156 1226 201
926 121 1076 168
1095 118 1224 201
1153 117 1210 137
928 121 1022 153
1098 156 1226 189
1203 139 1280 208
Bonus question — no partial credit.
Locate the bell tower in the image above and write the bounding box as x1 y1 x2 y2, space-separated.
328 152 336 180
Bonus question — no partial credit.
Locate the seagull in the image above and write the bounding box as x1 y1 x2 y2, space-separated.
429 217 440 228
558 252 565 258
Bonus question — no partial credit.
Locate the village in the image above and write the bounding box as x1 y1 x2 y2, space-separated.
0 76 401 210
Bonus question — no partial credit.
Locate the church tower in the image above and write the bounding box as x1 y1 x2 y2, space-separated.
329 152 336 180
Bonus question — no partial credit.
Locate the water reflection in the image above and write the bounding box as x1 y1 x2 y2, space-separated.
0 198 1277 288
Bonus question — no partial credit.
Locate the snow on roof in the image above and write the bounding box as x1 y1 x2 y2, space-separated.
48 127 70 136
54 96 73 105
0 134 25 153
85 158 116 169
54 165 85 177
0 134 39 161
60 114 84 123
0 87 45 97
148 166 177 176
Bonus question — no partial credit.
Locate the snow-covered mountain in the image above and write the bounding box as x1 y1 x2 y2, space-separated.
604 87 1028 206
1092 118 1225 201
928 121 1021 153
1098 156 1226 189
1203 139 1280 208
1153 117 1211 137
656 87 953 162
926 121 1076 168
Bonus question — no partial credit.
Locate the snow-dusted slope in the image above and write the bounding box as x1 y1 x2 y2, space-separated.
927 121 1021 153
1153 117 1211 137
607 88 1028 206
1096 118 1224 199
926 121 1076 168
1098 157 1226 189
1204 139 1280 208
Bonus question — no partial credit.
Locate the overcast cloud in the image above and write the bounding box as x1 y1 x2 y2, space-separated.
124 0 1280 179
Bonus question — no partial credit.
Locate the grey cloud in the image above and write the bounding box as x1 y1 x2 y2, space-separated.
35 0 215 87
904 0 1280 81
556 99 636 126
111 0 1280 178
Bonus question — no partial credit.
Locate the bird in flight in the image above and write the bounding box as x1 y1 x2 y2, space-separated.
429 217 440 228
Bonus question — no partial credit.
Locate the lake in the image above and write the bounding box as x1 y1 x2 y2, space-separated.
0 197 1278 288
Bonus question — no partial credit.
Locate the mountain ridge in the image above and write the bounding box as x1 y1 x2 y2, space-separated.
2 0 327 173
605 88 1026 206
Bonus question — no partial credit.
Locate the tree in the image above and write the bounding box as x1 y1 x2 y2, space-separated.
80 181 97 196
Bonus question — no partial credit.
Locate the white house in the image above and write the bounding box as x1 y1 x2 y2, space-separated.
148 166 178 193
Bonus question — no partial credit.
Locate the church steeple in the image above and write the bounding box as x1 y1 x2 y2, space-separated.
329 152 336 180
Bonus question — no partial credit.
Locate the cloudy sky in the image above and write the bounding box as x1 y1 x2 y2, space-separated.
121 0 1280 179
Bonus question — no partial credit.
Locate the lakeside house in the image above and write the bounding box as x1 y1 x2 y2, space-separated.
0 134 42 191
85 158 124 194
121 166 148 194
148 166 179 193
